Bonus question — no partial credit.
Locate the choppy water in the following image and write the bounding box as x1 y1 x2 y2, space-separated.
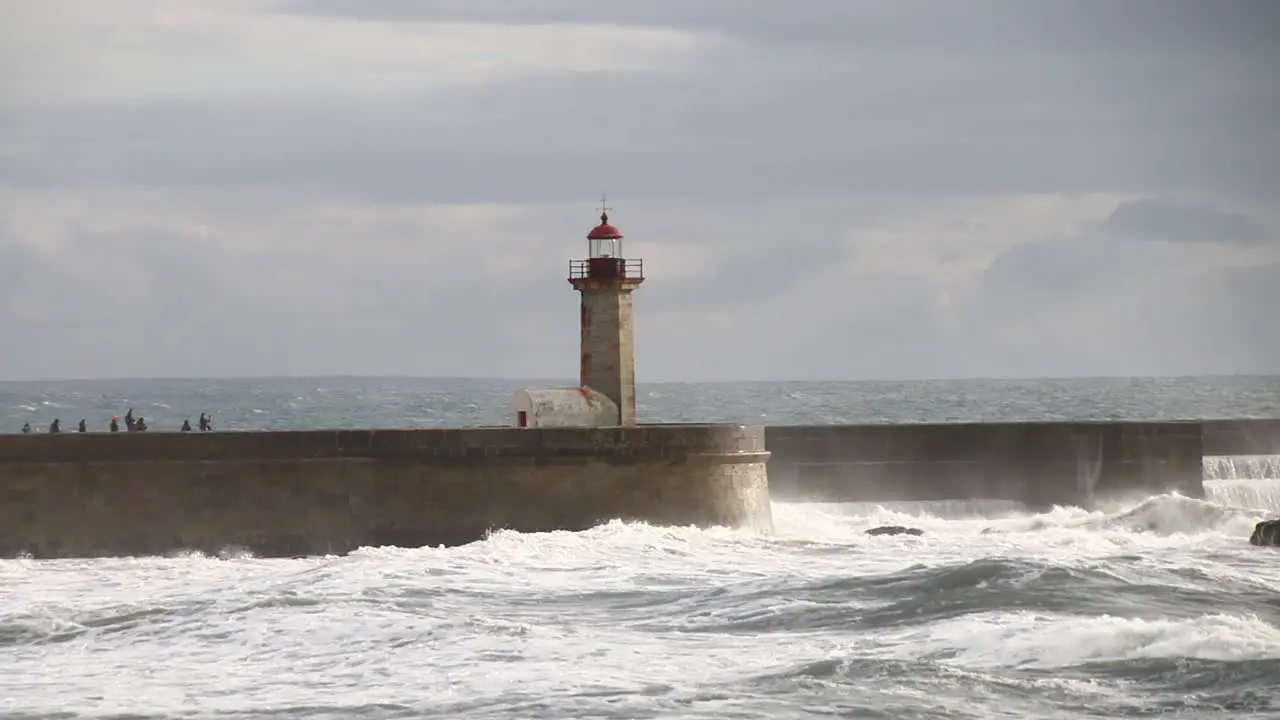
4 374 1280 431
3 375 1280 719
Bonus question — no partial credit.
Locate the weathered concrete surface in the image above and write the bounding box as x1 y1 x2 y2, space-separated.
764 422 1203 507
0 425 771 559
1203 420 1280 456
572 278 642 426
510 387 619 428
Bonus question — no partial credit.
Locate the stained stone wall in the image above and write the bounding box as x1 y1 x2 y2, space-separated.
0 425 772 558
576 283 641 426
1202 419 1280 456
763 422 1204 508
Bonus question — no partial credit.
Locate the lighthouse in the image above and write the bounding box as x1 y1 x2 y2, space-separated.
569 197 644 426
509 196 644 428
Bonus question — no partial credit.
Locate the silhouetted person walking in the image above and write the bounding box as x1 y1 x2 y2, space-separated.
199 413 213 432
110 416 119 432
135 417 148 431
49 419 61 433
21 422 31 434
77 419 87 433
125 408 136 432
181 419 192 432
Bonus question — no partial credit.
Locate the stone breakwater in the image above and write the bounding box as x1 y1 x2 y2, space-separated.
763 422 1205 507
1202 420 1280 456
0 425 773 559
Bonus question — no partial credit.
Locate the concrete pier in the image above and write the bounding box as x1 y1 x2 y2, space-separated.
0 204 786 560
764 422 1204 507
0 425 772 559
1202 419 1280 456
4 196 1269 554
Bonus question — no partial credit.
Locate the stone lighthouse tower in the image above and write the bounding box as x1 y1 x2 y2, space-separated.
569 197 644 425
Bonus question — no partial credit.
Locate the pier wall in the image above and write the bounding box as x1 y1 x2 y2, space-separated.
0 425 772 559
763 422 1204 507
1202 419 1280 456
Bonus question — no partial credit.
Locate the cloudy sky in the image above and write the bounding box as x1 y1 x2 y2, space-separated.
2 0 1277 382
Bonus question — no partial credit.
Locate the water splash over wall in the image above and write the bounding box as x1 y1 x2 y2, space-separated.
1204 455 1280 480
1073 432 1103 499
1204 479 1280 513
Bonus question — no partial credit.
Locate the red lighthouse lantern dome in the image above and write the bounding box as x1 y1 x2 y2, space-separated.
587 212 623 241
586 198 624 259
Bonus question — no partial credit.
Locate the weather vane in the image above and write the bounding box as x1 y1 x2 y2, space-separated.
598 192 612 218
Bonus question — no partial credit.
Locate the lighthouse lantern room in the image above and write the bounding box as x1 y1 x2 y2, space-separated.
588 214 622 259
567 194 644 425
571 194 643 283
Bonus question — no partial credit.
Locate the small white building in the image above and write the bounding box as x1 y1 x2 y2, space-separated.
511 387 620 428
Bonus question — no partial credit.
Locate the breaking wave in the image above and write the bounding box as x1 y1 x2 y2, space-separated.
5 480 1279 718
1205 454 1280 480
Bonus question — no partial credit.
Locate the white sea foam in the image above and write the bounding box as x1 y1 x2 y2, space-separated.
876 611 1280 669
3 484 1280 717
1205 455 1280 480
2 376 1276 716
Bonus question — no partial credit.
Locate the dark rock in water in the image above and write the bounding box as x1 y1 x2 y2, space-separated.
1250 520 1280 546
865 525 924 537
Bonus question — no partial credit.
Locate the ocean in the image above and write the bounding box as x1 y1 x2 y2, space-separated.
3 374 1280 719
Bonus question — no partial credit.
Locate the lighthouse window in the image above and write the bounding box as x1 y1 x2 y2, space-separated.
590 238 621 258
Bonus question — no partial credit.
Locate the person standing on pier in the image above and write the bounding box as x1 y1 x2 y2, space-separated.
78 419 87 433
21 422 31 434
110 416 119 432
49 419 61 433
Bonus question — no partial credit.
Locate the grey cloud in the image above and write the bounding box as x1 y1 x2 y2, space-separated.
3 229 268 377
979 195 1277 307
976 228 1194 306
3 1 1278 204
1217 263 1280 332
955 231 1280 377
0 215 585 380
4 203 1279 381
3 2 1279 381
980 236 1124 299
1105 197 1268 246
729 273 957 382
650 233 856 311
0 233 34 308
2 55 1274 205
285 0 1280 58
1169 262 1280 371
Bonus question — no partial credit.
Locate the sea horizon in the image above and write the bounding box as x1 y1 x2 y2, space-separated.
3 371 1279 386
4 374 1280 718
5 375 1279 433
